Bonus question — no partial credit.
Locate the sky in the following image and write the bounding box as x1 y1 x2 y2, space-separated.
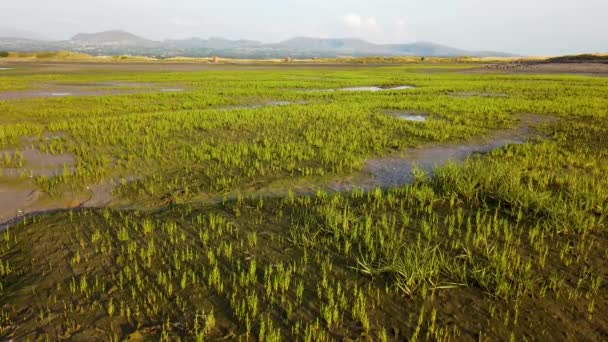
2 0 607 55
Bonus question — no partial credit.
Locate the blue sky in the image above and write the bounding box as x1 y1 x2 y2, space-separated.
2 0 607 55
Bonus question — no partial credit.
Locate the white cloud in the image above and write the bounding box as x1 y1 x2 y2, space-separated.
342 13 381 33
363 17 380 32
343 13 362 28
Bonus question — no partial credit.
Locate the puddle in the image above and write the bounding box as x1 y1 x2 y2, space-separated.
0 186 106 227
1 148 76 177
219 100 301 110
395 114 427 122
450 92 508 98
341 87 385 92
384 110 428 122
304 85 415 93
22 133 66 144
83 183 115 207
219 114 556 198
0 176 134 228
0 68 13 70
266 101 292 106
363 144 509 187
389 86 415 90
0 82 183 100
53 82 154 88
0 189 42 224
399 115 426 122
360 114 554 187
0 89 130 100
0 114 555 227
340 85 414 92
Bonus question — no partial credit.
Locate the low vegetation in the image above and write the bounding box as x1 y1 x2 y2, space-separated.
547 54 608 63
0 62 607 340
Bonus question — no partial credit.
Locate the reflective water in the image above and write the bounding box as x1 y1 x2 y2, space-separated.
339 85 415 92
396 114 427 122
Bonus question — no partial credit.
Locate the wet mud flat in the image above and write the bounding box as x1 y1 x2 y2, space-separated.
468 62 608 76
448 91 508 98
339 85 415 91
305 85 415 92
218 100 307 110
160 88 185 92
0 82 187 100
0 88 139 100
358 114 555 188
52 82 155 87
1 148 76 177
205 114 557 201
396 114 427 122
0 61 406 73
0 113 555 226
0 146 125 226
0 180 120 228
385 111 428 122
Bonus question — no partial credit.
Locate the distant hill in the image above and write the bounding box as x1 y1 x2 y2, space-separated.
385 42 470 57
71 30 160 47
272 37 512 58
272 37 379 53
165 37 262 50
0 29 516 58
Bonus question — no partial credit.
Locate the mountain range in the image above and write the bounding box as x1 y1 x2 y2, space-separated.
0 29 515 58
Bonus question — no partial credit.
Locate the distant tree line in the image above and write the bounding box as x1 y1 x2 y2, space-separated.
0 51 9 57
547 54 608 63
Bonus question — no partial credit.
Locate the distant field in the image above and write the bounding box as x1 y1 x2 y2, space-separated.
0 50 540 64
0 61 607 340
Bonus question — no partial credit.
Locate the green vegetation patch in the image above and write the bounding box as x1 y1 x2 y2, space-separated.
0 63 607 340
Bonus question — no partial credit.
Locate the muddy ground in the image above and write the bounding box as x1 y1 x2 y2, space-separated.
0 61 397 73
0 183 114 225
191 114 555 206
0 82 180 100
0 147 115 224
470 62 608 76
2 61 607 76
0 114 553 226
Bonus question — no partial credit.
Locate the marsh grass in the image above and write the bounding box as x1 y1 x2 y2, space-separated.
0 63 607 340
